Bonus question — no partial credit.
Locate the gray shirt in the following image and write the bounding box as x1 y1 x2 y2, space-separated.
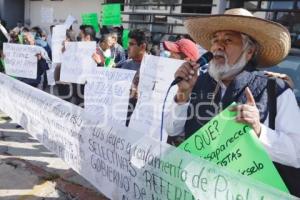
120 59 141 71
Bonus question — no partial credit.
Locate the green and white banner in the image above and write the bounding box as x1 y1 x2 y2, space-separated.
0 73 296 200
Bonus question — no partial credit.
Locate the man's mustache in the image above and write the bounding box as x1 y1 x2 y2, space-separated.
213 51 226 58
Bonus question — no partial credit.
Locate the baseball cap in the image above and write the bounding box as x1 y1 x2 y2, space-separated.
163 38 200 62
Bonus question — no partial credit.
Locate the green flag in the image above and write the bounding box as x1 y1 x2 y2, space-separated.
179 103 289 193
81 13 100 33
101 4 122 26
122 29 129 50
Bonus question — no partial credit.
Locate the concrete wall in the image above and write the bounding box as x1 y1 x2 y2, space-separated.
24 0 104 34
0 0 25 29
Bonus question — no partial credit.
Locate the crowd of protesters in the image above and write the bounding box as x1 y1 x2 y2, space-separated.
1 11 300 197
0 19 202 105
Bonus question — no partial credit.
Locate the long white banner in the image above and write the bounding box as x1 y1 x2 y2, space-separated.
0 73 296 200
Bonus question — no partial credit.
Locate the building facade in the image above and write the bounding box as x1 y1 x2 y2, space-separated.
0 0 299 47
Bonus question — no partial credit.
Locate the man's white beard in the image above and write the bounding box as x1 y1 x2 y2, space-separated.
208 51 248 82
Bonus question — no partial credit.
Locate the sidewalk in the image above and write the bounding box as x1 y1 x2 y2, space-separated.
0 111 108 200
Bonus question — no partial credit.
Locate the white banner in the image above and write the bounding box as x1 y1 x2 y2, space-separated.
60 41 96 84
85 68 136 125
129 55 184 142
3 43 38 79
0 73 296 200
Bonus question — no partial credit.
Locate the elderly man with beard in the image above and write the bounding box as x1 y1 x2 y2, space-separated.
165 8 300 196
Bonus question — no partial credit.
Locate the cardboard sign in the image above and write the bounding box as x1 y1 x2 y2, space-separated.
179 103 289 193
101 4 122 26
81 13 100 33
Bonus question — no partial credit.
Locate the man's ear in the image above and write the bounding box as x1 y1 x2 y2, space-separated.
246 46 256 61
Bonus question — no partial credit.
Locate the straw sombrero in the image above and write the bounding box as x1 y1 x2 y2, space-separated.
184 8 291 67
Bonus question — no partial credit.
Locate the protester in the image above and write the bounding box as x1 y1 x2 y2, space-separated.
120 29 148 126
120 29 147 71
79 25 96 42
163 38 200 62
30 26 52 90
12 21 24 34
162 38 200 145
9 30 19 44
164 8 300 196
55 29 77 103
31 26 52 58
93 34 113 67
265 71 294 89
110 32 126 67
17 32 49 88
70 24 97 107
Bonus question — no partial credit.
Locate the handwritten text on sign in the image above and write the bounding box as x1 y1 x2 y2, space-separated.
51 25 67 63
85 68 135 125
0 74 295 200
129 55 185 142
60 41 96 84
179 103 288 193
3 43 38 79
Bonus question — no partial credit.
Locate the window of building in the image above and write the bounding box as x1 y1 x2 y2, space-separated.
105 0 125 11
181 0 213 14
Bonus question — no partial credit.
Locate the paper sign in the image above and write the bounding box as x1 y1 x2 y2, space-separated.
46 63 56 86
129 55 184 142
64 15 77 28
60 41 96 84
41 7 54 24
122 29 129 49
85 68 135 125
3 43 38 79
101 4 122 26
0 73 296 200
51 25 67 63
179 103 289 193
81 13 100 33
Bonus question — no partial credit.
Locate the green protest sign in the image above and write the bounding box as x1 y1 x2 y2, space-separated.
18 35 24 44
122 29 129 50
179 103 289 193
101 4 122 26
81 13 100 33
0 59 4 72
104 57 114 68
